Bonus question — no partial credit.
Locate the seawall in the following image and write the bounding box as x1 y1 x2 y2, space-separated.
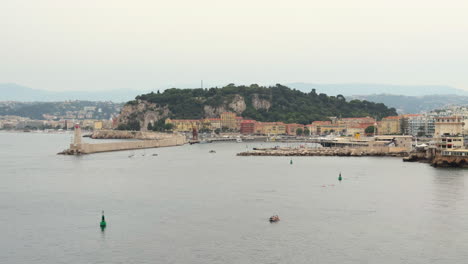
237 147 408 157
60 135 186 155
91 130 174 140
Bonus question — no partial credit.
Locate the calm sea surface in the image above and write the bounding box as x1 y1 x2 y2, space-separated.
1 132 467 264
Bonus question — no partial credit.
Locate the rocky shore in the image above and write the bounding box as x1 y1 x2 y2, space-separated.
404 151 468 168
237 147 408 157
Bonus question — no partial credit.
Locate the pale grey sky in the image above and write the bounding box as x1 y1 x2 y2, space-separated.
1 0 467 91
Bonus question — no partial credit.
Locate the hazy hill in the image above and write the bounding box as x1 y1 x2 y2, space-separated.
287 83 468 96
0 83 145 102
0 101 122 120
348 94 468 114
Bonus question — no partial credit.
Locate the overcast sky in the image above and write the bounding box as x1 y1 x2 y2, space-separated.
1 0 467 91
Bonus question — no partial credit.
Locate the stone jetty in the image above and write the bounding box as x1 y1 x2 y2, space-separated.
237 147 408 157
58 125 186 155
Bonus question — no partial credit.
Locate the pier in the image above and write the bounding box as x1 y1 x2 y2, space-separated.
59 124 186 155
237 146 409 157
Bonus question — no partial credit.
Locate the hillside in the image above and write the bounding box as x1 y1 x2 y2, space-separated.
349 94 468 114
118 84 397 128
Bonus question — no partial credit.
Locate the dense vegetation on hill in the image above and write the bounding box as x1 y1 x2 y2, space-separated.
133 84 397 124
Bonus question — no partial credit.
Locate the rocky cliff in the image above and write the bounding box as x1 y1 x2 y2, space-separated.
118 93 273 129
118 101 170 131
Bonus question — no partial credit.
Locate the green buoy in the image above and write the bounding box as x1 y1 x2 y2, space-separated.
100 210 107 228
338 172 342 181
290 159 293 165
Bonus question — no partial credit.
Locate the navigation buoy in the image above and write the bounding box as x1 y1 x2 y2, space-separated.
100 210 107 228
290 159 293 165
338 172 342 181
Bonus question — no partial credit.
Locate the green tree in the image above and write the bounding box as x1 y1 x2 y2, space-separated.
296 128 303 136
304 128 310 135
365 126 376 134
147 122 153 131
127 120 140 131
164 123 174 131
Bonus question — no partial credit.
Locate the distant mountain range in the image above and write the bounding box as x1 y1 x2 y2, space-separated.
348 94 468 114
287 83 468 96
0 83 147 102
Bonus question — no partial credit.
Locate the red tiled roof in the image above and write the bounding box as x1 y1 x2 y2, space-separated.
311 121 331 125
383 116 401 120
241 120 256 123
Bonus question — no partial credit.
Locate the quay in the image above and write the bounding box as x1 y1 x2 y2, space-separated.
59 125 186 155
237 146 408 157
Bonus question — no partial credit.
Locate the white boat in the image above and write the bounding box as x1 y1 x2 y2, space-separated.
236 138 243 143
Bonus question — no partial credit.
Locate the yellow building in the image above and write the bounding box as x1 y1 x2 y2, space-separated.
165 118 201 132
378 116 401 135
220 112 237 130
318 125 346 135
257 122 287 135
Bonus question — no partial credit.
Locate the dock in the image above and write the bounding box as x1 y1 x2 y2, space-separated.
59 124 186 155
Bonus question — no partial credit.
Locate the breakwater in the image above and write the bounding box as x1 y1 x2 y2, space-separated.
91 130 173 140
59 131 186 155
237 147 408 157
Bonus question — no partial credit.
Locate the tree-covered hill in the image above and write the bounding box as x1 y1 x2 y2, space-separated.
127 84 397 124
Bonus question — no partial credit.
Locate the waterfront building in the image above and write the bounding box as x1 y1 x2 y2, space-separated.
207 118 221 130
436 136 464 149
240 120 257 134
286 123 305 136
256 122 287 135
310 121 332 135
318 124 346 135
346 123 374 137
405 114 435 137
378 116 402 135
235 116 244 131
434 116 464 137
373 135 413 151
220 112 237 130
165 118 201 132
433 116 465 150
338 117 376 127
441 149 468 157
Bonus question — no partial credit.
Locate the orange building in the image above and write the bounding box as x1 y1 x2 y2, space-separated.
240 120 257 134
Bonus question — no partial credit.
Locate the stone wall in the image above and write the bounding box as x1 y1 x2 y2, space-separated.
91 130 177 140
70 135 186 154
